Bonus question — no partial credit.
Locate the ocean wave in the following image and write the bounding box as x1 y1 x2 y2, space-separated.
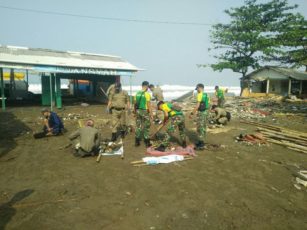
28 83 240 100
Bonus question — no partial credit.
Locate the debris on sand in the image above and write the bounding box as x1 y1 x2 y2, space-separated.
241 120 307 154
236 132 267 145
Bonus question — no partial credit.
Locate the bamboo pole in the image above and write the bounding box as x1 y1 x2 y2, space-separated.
241 120 307 138
266 138 307 152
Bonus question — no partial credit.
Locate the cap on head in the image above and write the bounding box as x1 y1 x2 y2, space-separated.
195 83 204 90
142 81 150 87
86 119 94 127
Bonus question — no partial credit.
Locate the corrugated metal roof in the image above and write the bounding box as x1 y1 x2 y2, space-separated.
246 66 307 81
0 45 140 73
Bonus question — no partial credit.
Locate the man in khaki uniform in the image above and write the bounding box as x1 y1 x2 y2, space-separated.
211 105 231 125
149 84 164 123
69 119 101 157
107 83 116 99
107 83 130 141
149 84 164 102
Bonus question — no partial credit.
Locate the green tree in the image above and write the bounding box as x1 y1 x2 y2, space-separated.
269 15 307 70
208 0 300 80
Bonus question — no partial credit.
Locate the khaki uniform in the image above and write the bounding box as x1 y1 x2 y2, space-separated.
109 90 129 133
69 126 101 156
152 87 164 121
214 108 228 125
107 84 116 99
152 86 164 102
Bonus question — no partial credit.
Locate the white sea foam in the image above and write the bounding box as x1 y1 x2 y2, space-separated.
29 83 240 101
122 85 241 101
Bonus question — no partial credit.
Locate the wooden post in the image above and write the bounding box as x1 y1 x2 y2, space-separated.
266 79 270 94
55 74 62 109
26 69 29 91
129 75 133 106
10 68 15 98
299 80 303 96
50 74 53 111
288 79 292 95
0 68 5 111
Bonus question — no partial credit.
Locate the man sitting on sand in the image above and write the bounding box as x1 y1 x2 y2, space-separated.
34 108 64 138
210 105 231 125
69 119 101 157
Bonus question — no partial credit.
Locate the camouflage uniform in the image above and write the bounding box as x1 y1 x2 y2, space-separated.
196 92 210 141
162 114 186 147
135 90 151 140
159 102 186 147
135 110 151 140
197 110 208 140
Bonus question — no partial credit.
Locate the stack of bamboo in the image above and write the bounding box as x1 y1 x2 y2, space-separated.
240 120 307 154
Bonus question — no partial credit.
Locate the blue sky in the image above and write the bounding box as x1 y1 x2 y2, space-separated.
0 0 306 86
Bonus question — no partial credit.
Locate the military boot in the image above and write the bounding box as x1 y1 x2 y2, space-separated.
155 144 166 152
135 138 141 147
182 140 187 148
120 130 126 138
111 132 117 142
194 140 205 150
144 139 152 147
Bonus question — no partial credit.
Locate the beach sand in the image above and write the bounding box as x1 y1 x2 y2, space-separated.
0 105 306 230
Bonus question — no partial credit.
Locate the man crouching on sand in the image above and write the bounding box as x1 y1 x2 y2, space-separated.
69 119 101 157
34 108 64 138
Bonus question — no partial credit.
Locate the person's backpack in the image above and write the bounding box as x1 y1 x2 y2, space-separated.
134 91 144 110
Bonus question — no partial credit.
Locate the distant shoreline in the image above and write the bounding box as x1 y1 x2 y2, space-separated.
28 83 241 101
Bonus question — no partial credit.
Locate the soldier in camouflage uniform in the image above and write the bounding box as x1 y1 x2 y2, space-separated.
156 101 186 151
189 83 210 150
134 81 153 147
107 83 130 141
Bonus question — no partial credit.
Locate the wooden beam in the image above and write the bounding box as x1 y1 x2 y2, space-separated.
288 79 292 95
266 79 270 94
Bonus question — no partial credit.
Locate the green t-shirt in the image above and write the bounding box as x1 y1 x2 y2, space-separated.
216 89 225 99
197 92 210 110
135 90 151 110
161 102 183 116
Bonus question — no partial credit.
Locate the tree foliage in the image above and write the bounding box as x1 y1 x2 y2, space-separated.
208 0 305 77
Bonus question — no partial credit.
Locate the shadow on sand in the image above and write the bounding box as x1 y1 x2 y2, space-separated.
0 189 34 230
0 112 31 158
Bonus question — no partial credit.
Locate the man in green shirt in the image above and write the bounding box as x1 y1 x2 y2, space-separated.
134 81 153 147
215 86 227 108
190 83 210 150
156 101 186 151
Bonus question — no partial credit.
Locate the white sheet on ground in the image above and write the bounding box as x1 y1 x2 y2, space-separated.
101 146 123 156
142 155 184 165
